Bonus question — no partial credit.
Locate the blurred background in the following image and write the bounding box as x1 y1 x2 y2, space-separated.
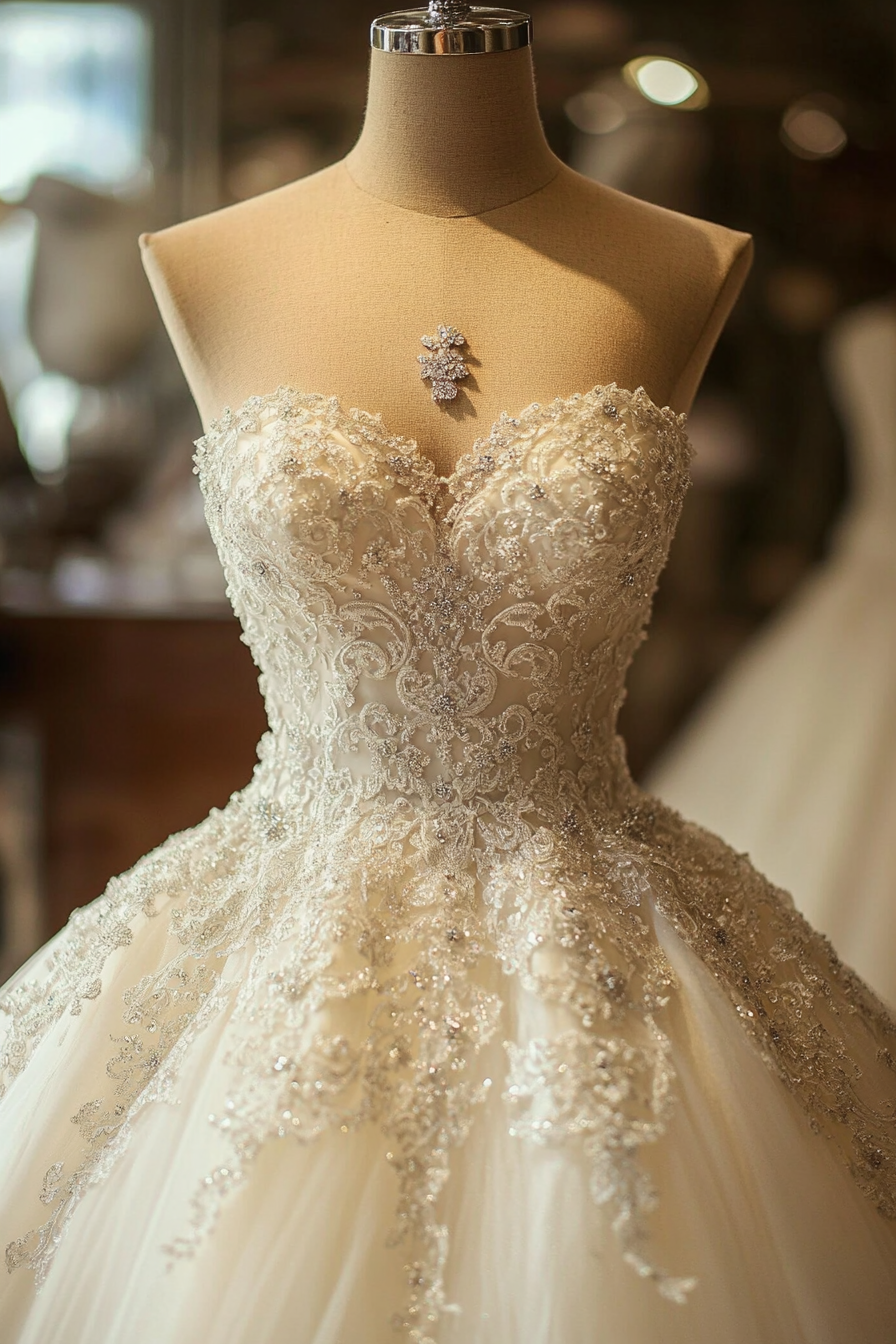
0 0 894 977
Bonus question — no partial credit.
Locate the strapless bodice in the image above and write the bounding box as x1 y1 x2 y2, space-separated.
195 383 691 854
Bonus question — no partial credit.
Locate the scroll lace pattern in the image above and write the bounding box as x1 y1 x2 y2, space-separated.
2 385 895 1341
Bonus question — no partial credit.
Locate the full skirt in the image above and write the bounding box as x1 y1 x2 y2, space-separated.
649 518 896 1005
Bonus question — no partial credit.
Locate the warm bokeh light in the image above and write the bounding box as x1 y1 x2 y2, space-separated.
564 88 628 136
780 97 848 160
623 56 708 109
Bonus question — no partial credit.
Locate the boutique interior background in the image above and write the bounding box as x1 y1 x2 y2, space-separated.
0 0 893 975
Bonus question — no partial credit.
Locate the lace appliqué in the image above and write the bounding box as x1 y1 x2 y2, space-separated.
2 384 894 1343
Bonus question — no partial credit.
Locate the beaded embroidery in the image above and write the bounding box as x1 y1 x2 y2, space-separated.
1 384 894 1342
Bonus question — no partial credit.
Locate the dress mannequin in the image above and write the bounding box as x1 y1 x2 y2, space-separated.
140 26 752 475
6 21 896 1344
647 297 896 1005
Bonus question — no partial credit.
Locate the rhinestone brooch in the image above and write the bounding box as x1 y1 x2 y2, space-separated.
418 325 469 403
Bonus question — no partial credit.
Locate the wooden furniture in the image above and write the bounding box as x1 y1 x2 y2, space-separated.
0 613 265 937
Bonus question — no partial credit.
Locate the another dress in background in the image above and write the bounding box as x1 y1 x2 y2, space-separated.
648 299 896 1005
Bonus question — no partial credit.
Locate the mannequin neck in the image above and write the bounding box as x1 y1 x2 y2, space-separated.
346 46 560 217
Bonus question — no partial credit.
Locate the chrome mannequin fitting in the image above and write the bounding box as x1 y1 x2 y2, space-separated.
371 3 530 55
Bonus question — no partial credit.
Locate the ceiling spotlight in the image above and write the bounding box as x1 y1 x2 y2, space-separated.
781 97 847 160
623 56 709 110
565 88 628 136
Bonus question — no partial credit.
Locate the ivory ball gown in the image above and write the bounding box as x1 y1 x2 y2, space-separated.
1 384 895 1344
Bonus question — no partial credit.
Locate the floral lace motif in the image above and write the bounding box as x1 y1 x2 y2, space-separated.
2 385 895 1341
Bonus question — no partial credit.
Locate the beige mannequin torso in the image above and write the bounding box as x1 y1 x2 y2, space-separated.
141 45 752 476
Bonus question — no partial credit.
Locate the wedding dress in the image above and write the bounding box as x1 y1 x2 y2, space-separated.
648 300 896 1006
1 384 895 1344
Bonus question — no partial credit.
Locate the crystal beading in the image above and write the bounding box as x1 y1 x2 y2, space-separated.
3 383 894 1344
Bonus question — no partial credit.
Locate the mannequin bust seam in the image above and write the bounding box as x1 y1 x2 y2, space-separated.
341 156 564 221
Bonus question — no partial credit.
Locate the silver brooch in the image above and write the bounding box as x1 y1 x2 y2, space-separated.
418 325 469 403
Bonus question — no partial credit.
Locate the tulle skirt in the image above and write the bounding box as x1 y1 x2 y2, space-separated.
2 894 895 1344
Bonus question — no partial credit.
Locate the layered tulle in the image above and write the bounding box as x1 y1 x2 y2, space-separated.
649 511 896 1005
2 858 895 1344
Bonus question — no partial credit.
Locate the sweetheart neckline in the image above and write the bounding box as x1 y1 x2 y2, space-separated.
199 381 691 498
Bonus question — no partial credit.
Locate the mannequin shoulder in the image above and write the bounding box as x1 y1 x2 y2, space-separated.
614 186 751 278
139 165 350 414
139 163 348 305
552 166 752 298
536 170 752 409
